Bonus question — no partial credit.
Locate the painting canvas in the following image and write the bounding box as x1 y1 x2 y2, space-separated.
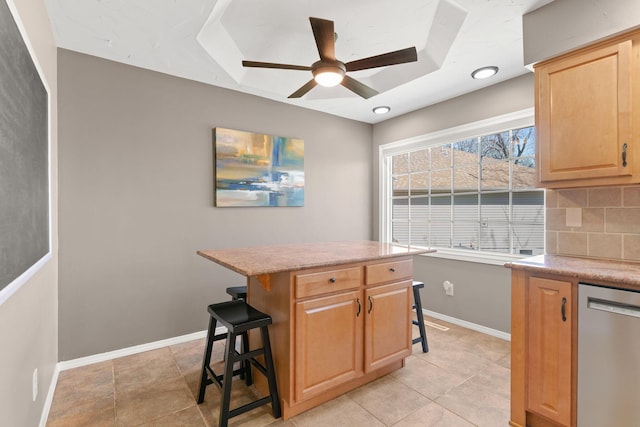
214 128 304 207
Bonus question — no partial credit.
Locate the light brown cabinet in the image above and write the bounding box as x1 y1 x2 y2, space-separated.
294 270 412 401
510 269 577 427
294 290 363 402
248 255 415 419
364 281 412 373
527 276 574 426
535 29 640 188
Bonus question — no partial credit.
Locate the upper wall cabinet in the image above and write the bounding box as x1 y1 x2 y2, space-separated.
535 29 640 188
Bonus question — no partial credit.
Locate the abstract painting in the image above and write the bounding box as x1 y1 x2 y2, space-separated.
214 128 304 207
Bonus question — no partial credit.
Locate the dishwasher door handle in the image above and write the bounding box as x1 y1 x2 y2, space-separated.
588 297 640 318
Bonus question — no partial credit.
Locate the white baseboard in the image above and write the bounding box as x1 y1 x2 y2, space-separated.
39 364 60 427
57 329 216 371
422 309 511 341
41 327 226 427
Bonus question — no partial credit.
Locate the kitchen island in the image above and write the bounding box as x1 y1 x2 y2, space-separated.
198 240 433 419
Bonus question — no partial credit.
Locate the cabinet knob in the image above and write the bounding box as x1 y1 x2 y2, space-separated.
622 143 628 167
389 267 396 273
329 277 336 283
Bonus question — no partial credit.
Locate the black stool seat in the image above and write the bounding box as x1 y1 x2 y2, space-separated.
412 280 429 353
197 300 281 427
226 286 247 301
208 299 270 333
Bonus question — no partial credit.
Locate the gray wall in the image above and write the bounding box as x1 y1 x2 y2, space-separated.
372 73 535 333
523 0 640 64
58 49 373 360
0 0 58 426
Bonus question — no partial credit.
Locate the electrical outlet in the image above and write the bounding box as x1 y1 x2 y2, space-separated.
443 280 454 296
32 368 38 402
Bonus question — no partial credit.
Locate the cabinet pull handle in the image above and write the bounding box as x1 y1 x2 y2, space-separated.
561 297 567 322
329 277 336 283
389 267 396 272
368 296 373 314
622 143 628 167
356 298 361 317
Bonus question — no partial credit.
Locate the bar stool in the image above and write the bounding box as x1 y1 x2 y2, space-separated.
412 281 429 353
197 300 281 427
226 286 247 301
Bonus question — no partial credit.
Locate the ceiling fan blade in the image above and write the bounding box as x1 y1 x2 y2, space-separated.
242 60 311 71
345 47 418 72
341 75 378 99
288 79 318 98
309 17 335 61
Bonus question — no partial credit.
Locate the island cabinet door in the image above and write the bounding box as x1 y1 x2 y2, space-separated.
364 281 412 373
294 290 363 402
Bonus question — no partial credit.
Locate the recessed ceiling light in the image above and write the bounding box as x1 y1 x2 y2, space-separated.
471 66 499 79
373 106 391 115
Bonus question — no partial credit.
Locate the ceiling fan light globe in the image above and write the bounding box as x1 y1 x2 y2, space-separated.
314 70 344 87
311 61 346 87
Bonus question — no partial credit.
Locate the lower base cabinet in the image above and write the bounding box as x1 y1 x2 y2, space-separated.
511 270 576 427
249 256 415 420
527 277 574 426
364 281 412 373
294 290 363 402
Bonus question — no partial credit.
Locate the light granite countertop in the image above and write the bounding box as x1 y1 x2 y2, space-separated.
505 254 640 290
198 240 434 277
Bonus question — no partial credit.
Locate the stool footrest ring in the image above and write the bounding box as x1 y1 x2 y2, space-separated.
228 396 273 419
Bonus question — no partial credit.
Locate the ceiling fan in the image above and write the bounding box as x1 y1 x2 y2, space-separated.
242 17 418 99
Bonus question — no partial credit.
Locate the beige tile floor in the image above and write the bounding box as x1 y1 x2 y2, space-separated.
46 316 511 426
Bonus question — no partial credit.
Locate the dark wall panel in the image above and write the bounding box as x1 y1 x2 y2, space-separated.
0 0 49 290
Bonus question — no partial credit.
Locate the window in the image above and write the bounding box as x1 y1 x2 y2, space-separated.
379 109 544 264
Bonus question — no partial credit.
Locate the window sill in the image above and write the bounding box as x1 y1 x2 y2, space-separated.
417 247 532 266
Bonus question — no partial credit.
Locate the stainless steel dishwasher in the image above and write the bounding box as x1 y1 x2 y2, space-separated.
578 283 640 426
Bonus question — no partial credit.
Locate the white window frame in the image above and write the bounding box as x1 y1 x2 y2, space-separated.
379 108 541 266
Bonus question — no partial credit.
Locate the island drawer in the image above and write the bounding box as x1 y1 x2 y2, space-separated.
365 259 412 286
295 267 362 299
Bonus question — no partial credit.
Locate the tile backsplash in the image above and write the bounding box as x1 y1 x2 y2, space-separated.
546 186 640 262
